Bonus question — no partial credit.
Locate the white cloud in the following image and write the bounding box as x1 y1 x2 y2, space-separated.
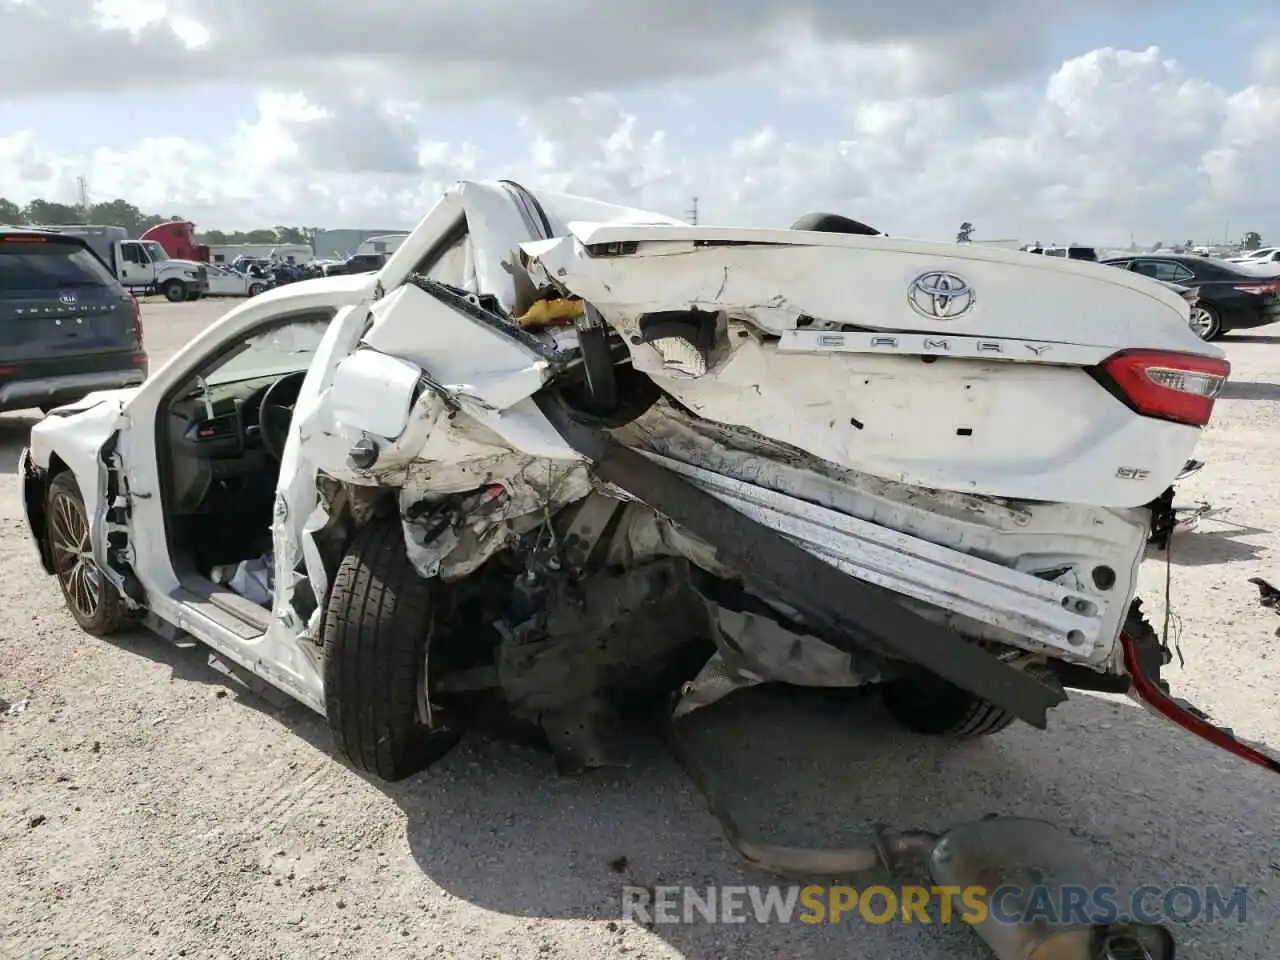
1251 35 1280 83
0 3 1278 246
2 0 1124 102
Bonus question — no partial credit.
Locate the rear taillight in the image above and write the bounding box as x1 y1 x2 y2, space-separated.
1234 283 1279 296
1095 349 1230 427
128 295 144 348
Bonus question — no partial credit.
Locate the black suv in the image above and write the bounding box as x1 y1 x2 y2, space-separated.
324 253 386 276
0 228 148 413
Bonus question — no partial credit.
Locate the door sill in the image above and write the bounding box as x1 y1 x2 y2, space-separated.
172 574 272 638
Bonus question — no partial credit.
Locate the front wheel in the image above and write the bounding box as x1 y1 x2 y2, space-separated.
1188 303 1221 341
45 471 136 636
248 282 266 296
322 519 464 781
161 279 187 303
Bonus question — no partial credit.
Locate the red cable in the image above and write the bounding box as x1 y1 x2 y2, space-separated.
1121 631 1280 775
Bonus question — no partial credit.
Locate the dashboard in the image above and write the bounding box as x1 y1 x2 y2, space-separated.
164 371 304 515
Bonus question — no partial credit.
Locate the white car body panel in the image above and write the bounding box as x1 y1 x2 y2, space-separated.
22 179 1223 720
521 223 1220 507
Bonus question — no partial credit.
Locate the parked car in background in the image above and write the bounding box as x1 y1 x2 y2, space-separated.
323 252 386 276
1101 253 1280 340
0 228 147 413
1232 248 1280 269
205 263 269 297
229 256 271 277
1228 246 1279 264
1042 245 1099 261
1022 244 1099 261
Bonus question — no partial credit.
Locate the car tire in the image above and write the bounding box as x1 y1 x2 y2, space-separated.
1188 303 1222 341
881 669 1019 738
322 518 464 781
162 279 187 303
45 471 137 637
248 283 266 297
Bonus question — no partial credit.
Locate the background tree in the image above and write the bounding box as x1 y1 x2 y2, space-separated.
0 193 323 246
84 198 150 234
956 221 975 242
22 199 83 225
1244 231 1263 250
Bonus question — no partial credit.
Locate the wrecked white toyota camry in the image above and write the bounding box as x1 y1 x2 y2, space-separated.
18 179 1277 957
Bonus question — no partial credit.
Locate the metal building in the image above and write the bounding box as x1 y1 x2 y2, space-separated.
312 229 407 260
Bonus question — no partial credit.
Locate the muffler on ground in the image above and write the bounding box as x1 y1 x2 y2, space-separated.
664 726 1175 958
925 818 1174 960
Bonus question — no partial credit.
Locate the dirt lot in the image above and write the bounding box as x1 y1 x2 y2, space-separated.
1 299 1277 960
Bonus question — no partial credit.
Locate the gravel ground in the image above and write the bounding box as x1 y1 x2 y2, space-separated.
1 299 1277 960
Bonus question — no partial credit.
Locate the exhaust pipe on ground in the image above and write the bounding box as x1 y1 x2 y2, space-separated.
664 723 1175 959
926 818 1174 960
723 818 1173 960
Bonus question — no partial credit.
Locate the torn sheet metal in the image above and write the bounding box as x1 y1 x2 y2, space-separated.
673 604 877 719
362 281 553 412
399 456 594 581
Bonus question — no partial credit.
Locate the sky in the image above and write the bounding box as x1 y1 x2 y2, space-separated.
1 0 1279 246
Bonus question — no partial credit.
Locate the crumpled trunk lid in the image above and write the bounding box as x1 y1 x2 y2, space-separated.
521 223 1225 508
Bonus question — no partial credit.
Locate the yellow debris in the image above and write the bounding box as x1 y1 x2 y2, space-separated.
517 297 585 329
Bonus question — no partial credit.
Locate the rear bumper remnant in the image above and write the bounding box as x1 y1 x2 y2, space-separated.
536 394 1067 728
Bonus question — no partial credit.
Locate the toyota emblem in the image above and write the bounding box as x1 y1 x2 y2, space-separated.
907 271 975 320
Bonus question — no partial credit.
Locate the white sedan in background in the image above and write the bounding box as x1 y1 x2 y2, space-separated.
205 263 269 297
1228 246 1279 264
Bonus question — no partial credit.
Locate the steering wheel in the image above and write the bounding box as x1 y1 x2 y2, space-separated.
257 371 307 462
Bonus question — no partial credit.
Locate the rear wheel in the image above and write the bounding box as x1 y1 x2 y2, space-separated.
322 519 464 781
1188 303 1221 340
45 471 135 636
881 670 1019 738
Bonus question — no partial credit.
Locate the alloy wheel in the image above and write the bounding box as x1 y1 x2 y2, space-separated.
49 490 100 621
1188 306 1217 340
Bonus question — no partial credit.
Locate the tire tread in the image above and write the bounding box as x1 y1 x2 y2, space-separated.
322 519 456 781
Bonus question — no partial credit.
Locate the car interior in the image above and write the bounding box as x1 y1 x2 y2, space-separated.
157 312 332 604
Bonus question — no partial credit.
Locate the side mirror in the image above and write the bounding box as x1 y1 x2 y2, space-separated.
328 348 422 441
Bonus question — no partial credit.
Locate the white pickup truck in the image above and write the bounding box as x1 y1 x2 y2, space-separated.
37 224 210 302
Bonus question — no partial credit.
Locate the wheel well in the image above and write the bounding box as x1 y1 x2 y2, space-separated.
24 453 69 574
